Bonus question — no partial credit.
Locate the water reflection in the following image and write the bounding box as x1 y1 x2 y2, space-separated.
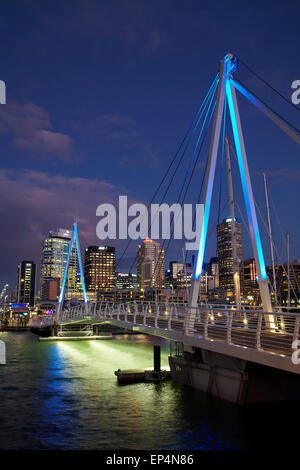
0 332 245 449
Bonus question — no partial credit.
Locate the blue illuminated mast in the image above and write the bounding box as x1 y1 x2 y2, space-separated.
56 222 88 320
188 53 273 329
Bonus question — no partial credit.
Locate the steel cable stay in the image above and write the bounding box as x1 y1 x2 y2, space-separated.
229 141 299 304
237 58 300 113
172 101 219 266
148 88 218 290
126 77 219 277
229 140 287 302
254 200 299 304
230 76 300 144
127 79 218 276
115 74 219 271
174 98 229 287
153 99 217 276
266 192 299 301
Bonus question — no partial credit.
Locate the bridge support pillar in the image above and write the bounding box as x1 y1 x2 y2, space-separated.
94 325 99 336
169 347 300 404
153 345 161 372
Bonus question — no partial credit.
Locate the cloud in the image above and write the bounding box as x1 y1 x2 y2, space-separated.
64 110 162 168
0 169 138 289
0 103 50 135
97 113 140 145
0 103 74 160
14 129 73 161
100 114 135 128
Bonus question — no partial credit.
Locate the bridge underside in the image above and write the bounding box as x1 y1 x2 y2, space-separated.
169 349 300 404
60 316 300 375
59 316 300 404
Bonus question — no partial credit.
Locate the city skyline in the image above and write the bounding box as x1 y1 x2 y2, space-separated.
10 227 300 308
0 1 300 293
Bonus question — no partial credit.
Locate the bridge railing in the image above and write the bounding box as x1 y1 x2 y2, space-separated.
99 302 300 357
32 301 300 360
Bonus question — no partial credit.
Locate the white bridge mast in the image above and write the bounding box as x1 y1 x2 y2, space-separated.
186 53 274 334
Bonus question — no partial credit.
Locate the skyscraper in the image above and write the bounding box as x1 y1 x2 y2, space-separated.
209 257 219 288
243 258 259 301
40 228 81 301
137 239 165 290
84 246 116 293
217 218 243 296
169 261 184 283
116 273 138 290
16 261 36 307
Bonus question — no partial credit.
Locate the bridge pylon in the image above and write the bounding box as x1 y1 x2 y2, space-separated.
56 222 88 322
187 53 274 333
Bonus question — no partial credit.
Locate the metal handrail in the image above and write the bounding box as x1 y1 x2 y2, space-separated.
32 301 300 361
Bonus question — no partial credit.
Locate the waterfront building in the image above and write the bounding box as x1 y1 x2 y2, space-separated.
242 259 260 303
84 246 116 294
169 261 184 283
137 239 165 290
16 261 36 307
116 273 138 290
40 228 82 301
176 265 193 289
42 277 60 302
217 218 243 297
165 269 172 289
209 257 219 288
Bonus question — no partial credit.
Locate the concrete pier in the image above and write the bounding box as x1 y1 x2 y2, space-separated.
115 344 171 384
114 367 171 384
169 346 300 404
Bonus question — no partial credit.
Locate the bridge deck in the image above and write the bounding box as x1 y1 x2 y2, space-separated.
31 302 300 375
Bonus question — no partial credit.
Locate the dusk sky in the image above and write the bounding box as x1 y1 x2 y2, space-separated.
0 0 299 292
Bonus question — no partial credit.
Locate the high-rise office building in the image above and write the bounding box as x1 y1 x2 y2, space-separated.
176 265 193 289
243 259 259 300
40 228 82 301
137 239 165 290
16 261 36 307
217 218 243 295
209 257 219 288
176 266 214 298
116 273 138 290
84 246 116 293
169 261 184 282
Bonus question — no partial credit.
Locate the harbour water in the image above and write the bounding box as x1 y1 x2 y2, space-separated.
0 331 298 450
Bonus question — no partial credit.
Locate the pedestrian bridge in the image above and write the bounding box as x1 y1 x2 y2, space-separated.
31 301 300 375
